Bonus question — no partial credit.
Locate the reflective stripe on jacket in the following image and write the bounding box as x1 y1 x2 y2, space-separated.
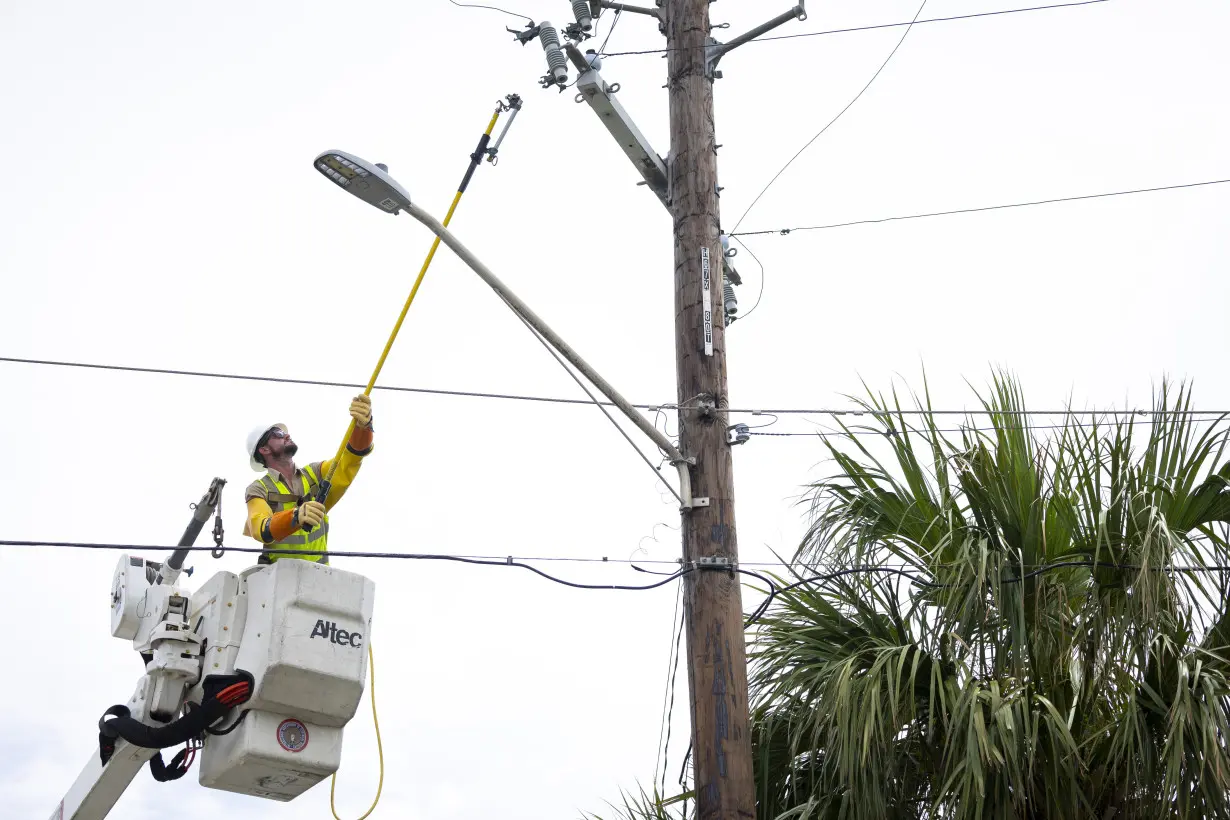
258 463 328 564
243 427 372 562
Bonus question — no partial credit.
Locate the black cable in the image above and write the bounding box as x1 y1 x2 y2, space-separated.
4 539 1122 571
731 178 1230 238
446 0 532 24
4 356 1228 418
9 540 1230 585
597 8 622 55
598 0 1110 57
205 709 250 736
12 536 1225 638
0 540 691 592
729 0 929 236
0 355 632 409
728 235 766 322
659 607 685 798
655 583 683 795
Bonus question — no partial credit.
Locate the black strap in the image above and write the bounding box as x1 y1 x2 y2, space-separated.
206 708 250 736
148 747 194 782
97 670 254 764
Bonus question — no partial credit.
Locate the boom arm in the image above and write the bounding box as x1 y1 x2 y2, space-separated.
51 479 224 820
51 477 375 819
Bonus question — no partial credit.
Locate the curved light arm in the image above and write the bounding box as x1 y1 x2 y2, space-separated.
402 201 694 510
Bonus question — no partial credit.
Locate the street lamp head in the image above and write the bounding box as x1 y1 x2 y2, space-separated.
313 150 412 215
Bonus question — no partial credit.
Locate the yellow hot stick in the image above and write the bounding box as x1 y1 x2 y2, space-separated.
316 105 509 820
314 106 504 499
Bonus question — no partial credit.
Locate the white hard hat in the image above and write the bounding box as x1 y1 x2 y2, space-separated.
246 423 288 472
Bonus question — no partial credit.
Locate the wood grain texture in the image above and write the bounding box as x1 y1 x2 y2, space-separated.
664 0 755 816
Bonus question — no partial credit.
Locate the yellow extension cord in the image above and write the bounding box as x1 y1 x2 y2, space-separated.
331 644 383 820
323 104 505 819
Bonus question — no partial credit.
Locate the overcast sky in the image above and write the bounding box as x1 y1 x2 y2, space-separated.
2 0 1228 818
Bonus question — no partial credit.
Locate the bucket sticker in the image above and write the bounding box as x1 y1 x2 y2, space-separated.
277 719 309 753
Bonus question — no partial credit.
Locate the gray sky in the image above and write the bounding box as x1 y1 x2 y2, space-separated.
2 0 1227 817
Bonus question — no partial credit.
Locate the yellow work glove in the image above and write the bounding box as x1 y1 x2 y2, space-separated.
295 500 326 530
349 394 372 427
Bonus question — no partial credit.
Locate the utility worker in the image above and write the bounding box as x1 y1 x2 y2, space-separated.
243 394 374 564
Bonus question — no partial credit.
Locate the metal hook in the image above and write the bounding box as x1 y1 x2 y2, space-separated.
211 509 225 559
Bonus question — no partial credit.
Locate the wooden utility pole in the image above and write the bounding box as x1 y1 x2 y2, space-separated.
664 0 756 817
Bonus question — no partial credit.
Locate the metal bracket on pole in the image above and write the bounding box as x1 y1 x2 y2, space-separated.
693 555 735 575
706 2 806 79
567 43 670 210
593 0 661 20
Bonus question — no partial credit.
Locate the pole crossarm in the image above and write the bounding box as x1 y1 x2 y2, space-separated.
707 2 807 77
594 0 660 19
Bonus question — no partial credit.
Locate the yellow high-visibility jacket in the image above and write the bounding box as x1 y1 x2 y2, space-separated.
244 425 373 563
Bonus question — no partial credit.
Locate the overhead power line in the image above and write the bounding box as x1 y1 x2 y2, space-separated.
731 177 1230 237
5 540 1228 628
503 297 683 504
445 0 532 24
597 8 623 55
748 416 1229 439
4 356 1228 418
0 355 623 408
729 0 929 236
598 0 1110 58
2 540 691 592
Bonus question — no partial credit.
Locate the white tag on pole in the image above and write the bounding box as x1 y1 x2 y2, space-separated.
701 246 714 356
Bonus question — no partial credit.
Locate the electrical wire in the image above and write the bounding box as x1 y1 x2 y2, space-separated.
745 415 1229 439
597 0 1110 57
5 539 1228 634
597 8 623 55
659 607 685 799
446 0 533 24
728 0 929 236
15 537 1230 577
0 540 692 591
0 536 875 570
502 297 685 505
735 407 1230 417
7 356 1226 418
739 559 1230 628
727 235 766 322
330 642 384 820
654 583 684 797
731 177 1230 237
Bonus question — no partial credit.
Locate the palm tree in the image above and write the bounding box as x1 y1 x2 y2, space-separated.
750 374 1230 819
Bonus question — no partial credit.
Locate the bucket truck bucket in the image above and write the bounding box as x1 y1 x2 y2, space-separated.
195 558 375 801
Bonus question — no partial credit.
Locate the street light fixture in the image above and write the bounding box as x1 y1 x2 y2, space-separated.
310 149 694 509
314 150 411 214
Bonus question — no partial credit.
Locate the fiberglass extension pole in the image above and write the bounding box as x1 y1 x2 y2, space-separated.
306 95 523 522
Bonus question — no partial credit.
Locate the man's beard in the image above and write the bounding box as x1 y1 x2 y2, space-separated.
284 442 299 458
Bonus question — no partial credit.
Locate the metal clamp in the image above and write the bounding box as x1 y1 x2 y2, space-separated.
692 555 737 574
487 93 524 165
